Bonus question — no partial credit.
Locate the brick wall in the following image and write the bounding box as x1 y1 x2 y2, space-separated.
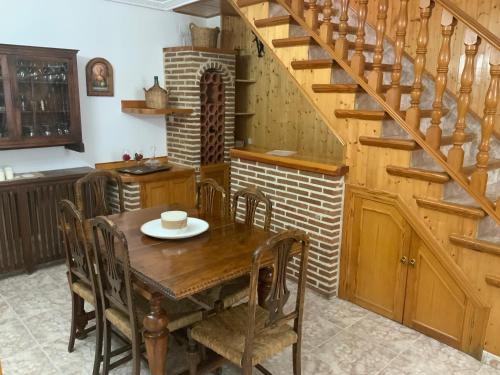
231 157 345 297
163 48 235 173
108 182 141 212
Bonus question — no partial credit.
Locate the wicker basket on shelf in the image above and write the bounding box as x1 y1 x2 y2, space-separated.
190 23 220 48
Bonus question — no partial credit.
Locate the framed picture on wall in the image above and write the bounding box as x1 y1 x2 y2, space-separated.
86 58 114 96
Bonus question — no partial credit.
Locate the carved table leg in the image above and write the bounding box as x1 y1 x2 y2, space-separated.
143 292 169 375
258 267 273 307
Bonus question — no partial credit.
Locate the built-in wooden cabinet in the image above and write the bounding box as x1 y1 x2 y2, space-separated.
141 172 195 209
340 188 489 359
0 44 82 151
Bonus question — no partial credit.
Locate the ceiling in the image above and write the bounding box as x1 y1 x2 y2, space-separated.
107 0 237 18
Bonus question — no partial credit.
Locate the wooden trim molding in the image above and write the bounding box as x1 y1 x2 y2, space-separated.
485 275 500 288
414 196 486 219
230 147 348 176
162 46 237 55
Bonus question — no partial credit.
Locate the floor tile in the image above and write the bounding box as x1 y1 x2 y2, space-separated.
0 317 36 359
306 296 372 329
1 347 59 375
348 312 421 353
302 314 343 349
478 365 500 374
0 298 16 324
315 330 397 374
24 309 72 345
40 336 97 375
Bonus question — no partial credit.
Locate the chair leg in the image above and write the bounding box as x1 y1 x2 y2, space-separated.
187 330 199 375
132 335 142 375
102 320 112 375
92 310 103 375
242 363 253 375
292 343 301 375
68 292 79 353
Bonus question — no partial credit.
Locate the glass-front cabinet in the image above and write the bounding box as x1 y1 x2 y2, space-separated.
0 44 83 151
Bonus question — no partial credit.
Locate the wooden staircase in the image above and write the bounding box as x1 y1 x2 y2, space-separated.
230 0 500 358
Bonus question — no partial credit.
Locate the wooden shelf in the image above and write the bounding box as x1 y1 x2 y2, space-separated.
235 112 255 116
235 79 256 84
121 100 192 115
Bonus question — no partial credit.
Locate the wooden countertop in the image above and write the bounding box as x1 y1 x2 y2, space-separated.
230 146 347 177
0 167 93 187
95 157 194 183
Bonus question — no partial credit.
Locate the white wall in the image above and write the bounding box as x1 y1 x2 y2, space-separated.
0 0 213 173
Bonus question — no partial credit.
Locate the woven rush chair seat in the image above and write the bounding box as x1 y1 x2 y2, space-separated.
71 281 96 305
105 296 203 340
191 303 297 366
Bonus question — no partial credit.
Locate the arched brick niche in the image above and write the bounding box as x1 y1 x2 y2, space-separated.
200 70 225 165
163 47 235 173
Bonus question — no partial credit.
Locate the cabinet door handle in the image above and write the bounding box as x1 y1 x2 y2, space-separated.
400 256 408 264
409 258 416 267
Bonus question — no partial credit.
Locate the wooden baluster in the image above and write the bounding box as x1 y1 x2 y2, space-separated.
425 10 456 150
447 30 481 171
367 0 388 92
497 197 500 216
350 0 368 76
319 0 334 44
291 0 304 18
335 0 350 59
470 53 500 195
386 0 409 110
305 0 319 31
406 0 434 130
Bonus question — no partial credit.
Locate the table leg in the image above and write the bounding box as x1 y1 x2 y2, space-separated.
143 292 169 375
258 267 273 307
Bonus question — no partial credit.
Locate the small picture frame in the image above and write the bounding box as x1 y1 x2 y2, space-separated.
86 58 114 96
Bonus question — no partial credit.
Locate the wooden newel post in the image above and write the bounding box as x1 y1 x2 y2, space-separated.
386 0 409 110
406 0 434 131
425 10 456 150
367 0 388 93
350 0 368 76
319 0 334 44
470 52 500 195
335 0 350 60
305 0 319 31
447 29 481 171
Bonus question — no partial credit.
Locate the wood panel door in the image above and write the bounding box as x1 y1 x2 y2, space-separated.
403 234 470 350
346 196 412 321
141 174 196 209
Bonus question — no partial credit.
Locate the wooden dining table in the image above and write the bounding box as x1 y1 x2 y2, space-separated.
107 205 276 375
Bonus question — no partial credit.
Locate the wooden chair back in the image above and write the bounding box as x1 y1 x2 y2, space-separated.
243 229 310 366
232 186 272 231
197 178 227 218
91 216 140 344
75 170 124 219
58 199 95 290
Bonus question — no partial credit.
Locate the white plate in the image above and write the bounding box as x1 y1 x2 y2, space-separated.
140 217 209 240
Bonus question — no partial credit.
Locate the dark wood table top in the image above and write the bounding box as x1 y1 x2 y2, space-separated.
107 206 273 299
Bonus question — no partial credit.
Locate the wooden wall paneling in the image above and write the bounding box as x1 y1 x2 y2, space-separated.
222 13 345 162
0 190 23 273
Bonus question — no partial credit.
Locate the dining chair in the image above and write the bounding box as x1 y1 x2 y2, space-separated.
75 169 124 220
197 178 228 218
58 199 102 375
193 186 273 311
91 216 204 375
189 229 310 375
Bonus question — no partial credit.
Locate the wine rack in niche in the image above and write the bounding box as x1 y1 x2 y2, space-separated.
200 70 225 165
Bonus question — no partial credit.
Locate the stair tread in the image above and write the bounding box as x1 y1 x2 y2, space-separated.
449 234 500 256
461 158 500 176
335 108 448 120
358 133 474 151
272 36 317 48
272 37 376 51
415 196 485 219
386 165 450 183
292 59 394 71
255 15 294 28
237 0 269 7
314 84 412 95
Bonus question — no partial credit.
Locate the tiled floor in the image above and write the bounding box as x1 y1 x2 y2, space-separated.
0 263 499 375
